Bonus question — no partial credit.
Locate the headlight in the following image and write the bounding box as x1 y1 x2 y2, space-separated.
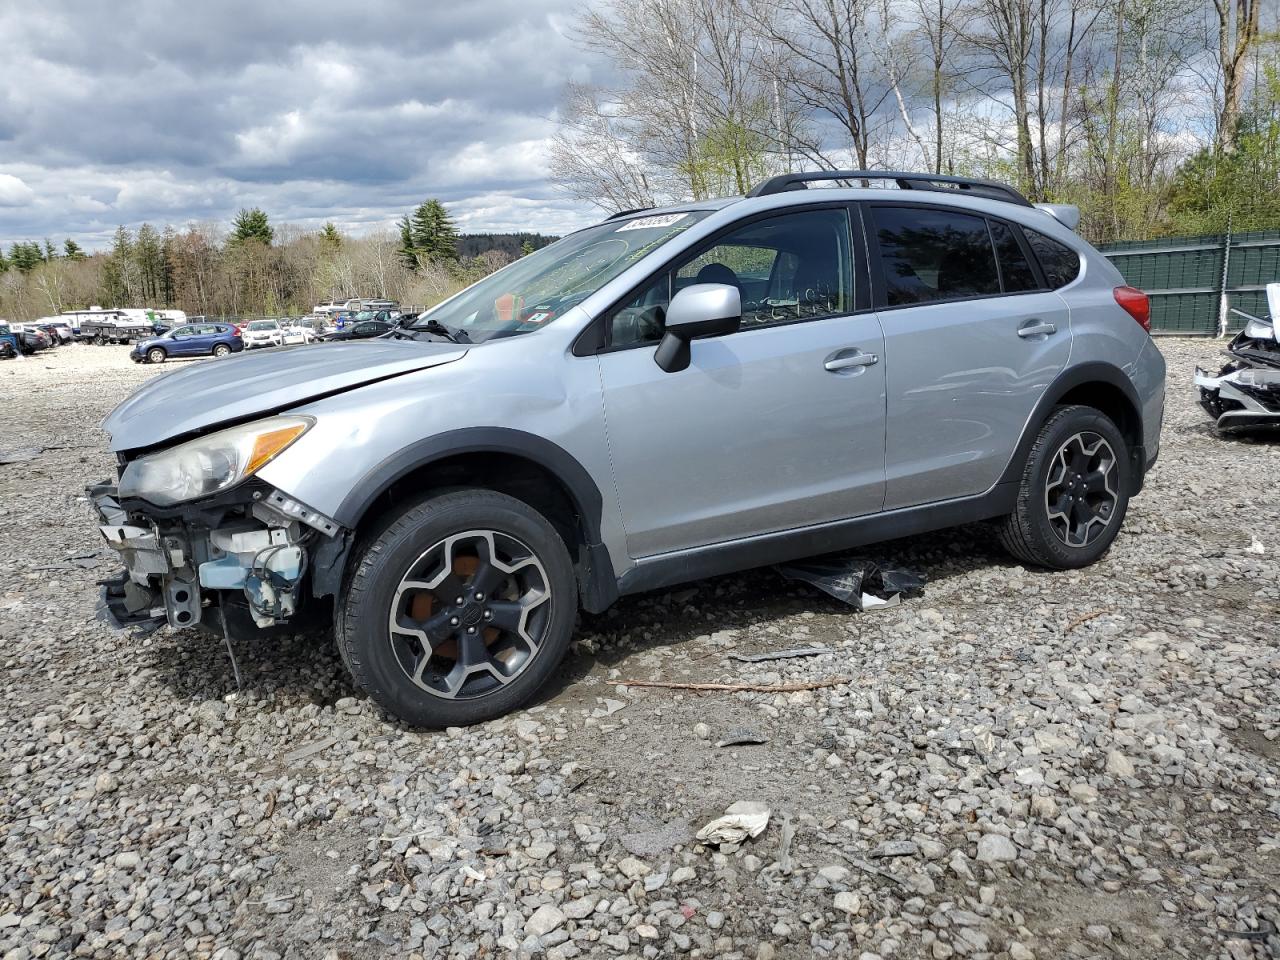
119 416 313 506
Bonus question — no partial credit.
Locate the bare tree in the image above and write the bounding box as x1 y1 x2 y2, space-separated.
1213 0 1263 152
550 84 657 213
749 0 892 168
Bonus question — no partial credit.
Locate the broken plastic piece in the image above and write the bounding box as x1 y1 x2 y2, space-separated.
696 800 771 845
715 728 769 748
775 556 925 610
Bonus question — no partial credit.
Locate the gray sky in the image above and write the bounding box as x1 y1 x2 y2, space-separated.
0 0 606 250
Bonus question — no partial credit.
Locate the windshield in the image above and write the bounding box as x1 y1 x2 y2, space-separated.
353 311 379 321
247 320 276 331
410 211 711 342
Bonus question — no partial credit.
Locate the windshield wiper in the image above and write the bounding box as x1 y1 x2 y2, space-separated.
415 318 470 343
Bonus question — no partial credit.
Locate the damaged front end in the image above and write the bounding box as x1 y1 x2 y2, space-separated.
1196 287 1280 433
89 419 350 637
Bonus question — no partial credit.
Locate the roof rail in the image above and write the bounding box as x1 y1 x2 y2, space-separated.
606 206 654 221
746 170 1033 208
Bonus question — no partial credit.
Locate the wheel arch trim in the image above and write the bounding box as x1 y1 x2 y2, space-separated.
1000 361 1145 490
330 427 618 612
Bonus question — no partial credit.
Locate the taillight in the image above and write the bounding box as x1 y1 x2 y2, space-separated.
1114 286 1150 332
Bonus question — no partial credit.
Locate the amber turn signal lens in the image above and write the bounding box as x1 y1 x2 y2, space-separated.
245 423 309 475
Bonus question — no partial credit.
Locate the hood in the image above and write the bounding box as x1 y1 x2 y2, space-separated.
104 339 467 451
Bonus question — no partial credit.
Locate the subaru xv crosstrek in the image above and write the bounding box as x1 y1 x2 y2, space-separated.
90 171 1165 728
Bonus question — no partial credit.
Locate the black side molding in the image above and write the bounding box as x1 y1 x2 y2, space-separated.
617 482 1019 598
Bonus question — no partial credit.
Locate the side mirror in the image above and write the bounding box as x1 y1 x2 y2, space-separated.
654 283 742 373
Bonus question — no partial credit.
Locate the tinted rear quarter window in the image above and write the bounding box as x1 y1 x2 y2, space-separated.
988 221 1039 292
1025 229 1080 289
872 206 999 306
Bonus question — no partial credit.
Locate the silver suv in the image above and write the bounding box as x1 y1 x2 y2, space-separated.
91 171 1166 727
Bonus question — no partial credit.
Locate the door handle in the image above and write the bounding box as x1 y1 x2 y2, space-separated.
824 351 879 372
1017 320 1057 338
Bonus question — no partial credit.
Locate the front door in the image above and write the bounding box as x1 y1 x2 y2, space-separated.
596 206 888 559
866 203 1072 509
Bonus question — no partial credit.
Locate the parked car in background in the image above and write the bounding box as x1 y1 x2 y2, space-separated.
15 326 51 354
130 323 243 364
297 315 332 337
0 323 19 359
242 319 285 349
278 319 315 345
33 319 75 344
320 318 395 341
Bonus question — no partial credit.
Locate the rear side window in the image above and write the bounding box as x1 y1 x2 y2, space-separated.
1024 229 1080 288
989 221 1039 292
872 206 999 306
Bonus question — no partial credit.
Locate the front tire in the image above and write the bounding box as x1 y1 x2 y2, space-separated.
998 405 1130 569
337 490 577 728
147 347 166 364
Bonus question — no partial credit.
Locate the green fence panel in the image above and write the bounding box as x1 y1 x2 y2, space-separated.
1098 231 1279 336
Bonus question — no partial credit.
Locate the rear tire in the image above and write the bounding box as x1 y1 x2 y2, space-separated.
212 343 231 357
336 489 577 728
998 405 1130 569
147 347 166 364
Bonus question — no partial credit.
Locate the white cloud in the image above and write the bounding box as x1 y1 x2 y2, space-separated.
0 174 35 207
0 1 603 248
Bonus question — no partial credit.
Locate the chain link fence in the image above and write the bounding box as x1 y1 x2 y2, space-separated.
1098 230 1280 336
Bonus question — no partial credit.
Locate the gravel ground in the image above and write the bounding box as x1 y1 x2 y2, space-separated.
1 339 1277 960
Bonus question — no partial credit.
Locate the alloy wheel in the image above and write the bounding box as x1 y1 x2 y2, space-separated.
1044 431 1119 547
147 348 165 364
387 529 552 700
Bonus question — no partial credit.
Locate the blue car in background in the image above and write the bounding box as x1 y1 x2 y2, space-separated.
131 322 243 364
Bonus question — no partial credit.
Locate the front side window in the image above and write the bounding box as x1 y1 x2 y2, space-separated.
410 210 713 343
872 206 999 306
609 207 853 347
1024 228 1081 289
171 326 194 337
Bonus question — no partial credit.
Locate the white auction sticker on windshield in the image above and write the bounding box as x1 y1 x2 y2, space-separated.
616 213 688 232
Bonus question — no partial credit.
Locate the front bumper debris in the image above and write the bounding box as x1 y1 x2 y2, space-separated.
88 480 339 632
1196 312 1280 433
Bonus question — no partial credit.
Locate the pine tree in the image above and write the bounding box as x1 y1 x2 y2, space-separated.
320 222 342 249
9 242 42 272
43 238 57 261
63 239 86 261
230 207 273 246
400 199 460 268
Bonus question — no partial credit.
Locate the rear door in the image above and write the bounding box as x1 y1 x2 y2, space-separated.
595 205 887 558
866 203 1072 509
168 325 198 356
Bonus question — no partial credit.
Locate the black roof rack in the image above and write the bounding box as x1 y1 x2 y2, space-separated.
606 206 654 220
746 170 1033 207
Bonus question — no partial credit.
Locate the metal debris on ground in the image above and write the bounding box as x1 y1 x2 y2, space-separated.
715 728 769 748
775 556 925 610
729 646 829 663
621 677 849 693
1195 283 1280 432
695 800 771 845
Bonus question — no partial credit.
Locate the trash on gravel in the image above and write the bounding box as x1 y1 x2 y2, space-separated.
591 697 626 718
696 800 771 845
1195 283 1280 432
715 728 769 748
775 556 925 610
0 445 44 465
283 736 339 764
729 646 829 663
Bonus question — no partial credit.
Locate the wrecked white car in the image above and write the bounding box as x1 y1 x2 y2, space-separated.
1196 282 1280 432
